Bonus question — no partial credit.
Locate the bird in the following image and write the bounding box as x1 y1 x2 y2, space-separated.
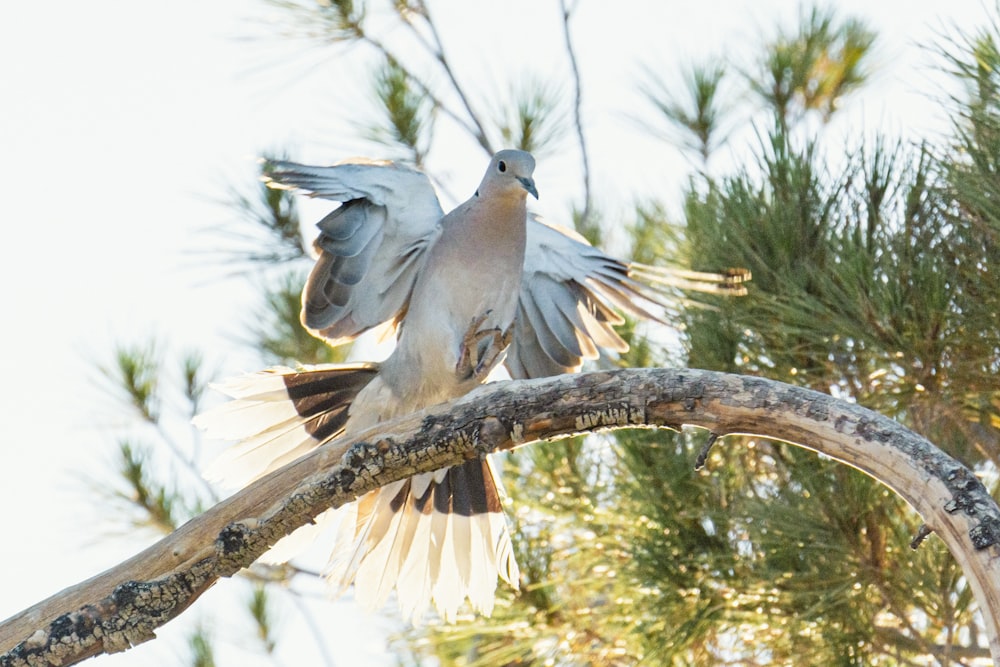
194 149 748 622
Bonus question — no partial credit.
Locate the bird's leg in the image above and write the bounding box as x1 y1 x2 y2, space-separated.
456 310 511 382
472 324 513 381
456 310 493 379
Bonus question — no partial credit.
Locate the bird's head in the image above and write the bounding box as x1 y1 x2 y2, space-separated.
478 149 538 200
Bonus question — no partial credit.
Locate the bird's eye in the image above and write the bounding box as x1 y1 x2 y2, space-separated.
497 160 507 173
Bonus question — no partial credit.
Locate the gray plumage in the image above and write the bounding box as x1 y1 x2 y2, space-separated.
197 150 747 621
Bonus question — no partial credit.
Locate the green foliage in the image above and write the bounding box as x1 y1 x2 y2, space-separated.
366 57 434 165
495 78 568 157
180 349 213 420
622 431 743 664
250 270 348 366
934 22 1000 463
213 156 306 267
248 585 278 655
640 61 731 163
97 343 220 532
267 0 365 43
187 622 217 667
618 7 996 663
101 340 162 423
113 440 178 532
749 5 876 127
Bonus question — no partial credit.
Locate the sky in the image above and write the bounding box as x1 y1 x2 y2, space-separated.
0 1 994 664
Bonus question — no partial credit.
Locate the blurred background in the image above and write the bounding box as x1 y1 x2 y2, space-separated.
2 1 998 664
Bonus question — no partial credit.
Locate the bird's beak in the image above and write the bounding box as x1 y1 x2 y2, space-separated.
518 176 539 199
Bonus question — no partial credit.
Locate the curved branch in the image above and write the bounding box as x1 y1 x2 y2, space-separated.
1 368 998 665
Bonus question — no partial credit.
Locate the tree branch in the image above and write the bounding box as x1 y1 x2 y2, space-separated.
2 368 998 665
315 3 489 153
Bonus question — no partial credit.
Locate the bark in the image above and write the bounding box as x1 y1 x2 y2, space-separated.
1 368 998 665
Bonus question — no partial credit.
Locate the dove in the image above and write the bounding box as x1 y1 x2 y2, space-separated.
195 149 747 621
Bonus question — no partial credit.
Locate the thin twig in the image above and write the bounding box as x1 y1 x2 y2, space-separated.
287 592 338 667
325 4 485 149
359 36 483 146
126 389 220 504
414 0 494 154
159 427 220 504
561 0 592 227
910 523 934 550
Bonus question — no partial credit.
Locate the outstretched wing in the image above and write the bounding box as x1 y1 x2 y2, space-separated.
506 215 749 379
267 158 748 376
265 158 445 346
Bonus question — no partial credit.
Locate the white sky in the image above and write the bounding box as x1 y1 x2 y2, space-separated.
0 1 993 664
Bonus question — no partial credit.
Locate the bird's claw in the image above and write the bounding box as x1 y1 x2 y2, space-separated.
457 311 512 382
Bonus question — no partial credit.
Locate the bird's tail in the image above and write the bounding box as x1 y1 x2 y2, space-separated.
194 363 380 488
194 363 520 622
327 456 519 623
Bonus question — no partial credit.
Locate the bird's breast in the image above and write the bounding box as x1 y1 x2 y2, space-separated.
379 234 525 401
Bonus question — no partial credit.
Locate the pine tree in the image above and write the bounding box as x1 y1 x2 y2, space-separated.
92 3 998 665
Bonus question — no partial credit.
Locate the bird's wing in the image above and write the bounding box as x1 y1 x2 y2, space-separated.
506 215 749 379
265 158 445 346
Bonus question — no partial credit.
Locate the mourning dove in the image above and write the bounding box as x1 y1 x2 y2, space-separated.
195 149 747 621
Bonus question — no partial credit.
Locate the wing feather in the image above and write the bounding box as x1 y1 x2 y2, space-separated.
509 214 745 379
265 158 445 347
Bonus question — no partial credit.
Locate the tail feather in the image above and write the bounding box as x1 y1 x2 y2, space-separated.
196 363 521 621
326 479 405 598
326 458 517 622
351 482 411 608
394 499 435 621
368 480 426 609
195 363 378 487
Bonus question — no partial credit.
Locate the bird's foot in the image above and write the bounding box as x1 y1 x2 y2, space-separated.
456 311 511 382
472 324 513 381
